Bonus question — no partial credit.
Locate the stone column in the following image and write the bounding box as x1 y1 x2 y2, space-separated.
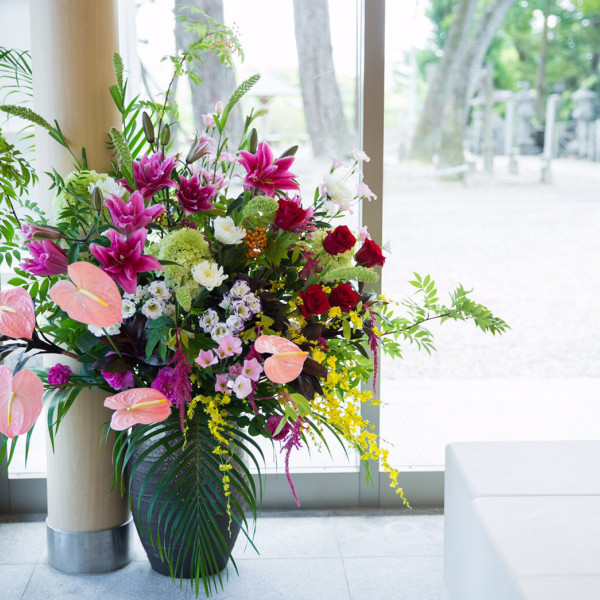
29 0 132 573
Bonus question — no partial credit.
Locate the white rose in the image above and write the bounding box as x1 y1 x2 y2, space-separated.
213 216 246 245
191 260 228 291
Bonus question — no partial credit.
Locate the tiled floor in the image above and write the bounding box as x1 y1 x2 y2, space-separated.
0 510 449 600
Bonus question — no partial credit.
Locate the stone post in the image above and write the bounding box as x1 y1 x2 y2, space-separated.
541 94 561 184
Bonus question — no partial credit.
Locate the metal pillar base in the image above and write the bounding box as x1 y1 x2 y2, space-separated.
47 518 133 574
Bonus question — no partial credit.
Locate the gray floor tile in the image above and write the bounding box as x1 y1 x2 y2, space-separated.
0 564 35 600
334 512 444 557
233 515 340 559
344 556 449 600
21 562 191 599
0 522 46 564
212 557 350 600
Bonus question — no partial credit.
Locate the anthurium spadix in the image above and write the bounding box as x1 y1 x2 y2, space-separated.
0 288 35 339
49 262 122 327
0 366 43 439
254 335 308 384
104 388 172 431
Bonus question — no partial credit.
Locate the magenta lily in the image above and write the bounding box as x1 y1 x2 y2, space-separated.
238 141 300 198
105 191 165 234
176 174 216 215
89 228 162 294
21 240 68 276
133 152 177 199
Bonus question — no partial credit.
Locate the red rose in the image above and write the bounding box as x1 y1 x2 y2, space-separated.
322 225 357 255
274 197 313 232
355 238 385 268
329 284 360 313
300 285 330 318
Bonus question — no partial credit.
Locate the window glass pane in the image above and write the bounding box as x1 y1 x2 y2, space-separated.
380 0 600 468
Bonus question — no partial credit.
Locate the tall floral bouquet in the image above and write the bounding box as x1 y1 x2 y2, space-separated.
0 15 506 597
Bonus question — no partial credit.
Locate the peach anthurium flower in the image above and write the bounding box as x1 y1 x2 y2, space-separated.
49 262 122 328
254 335 308 384
104 388 172 431
0 288 35 339
0 366 43 439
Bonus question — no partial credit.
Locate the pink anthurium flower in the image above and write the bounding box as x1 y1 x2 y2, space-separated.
49 262 123 327
0 366 43 439
0 288 35 339
254 335 308 384
104 388 172 431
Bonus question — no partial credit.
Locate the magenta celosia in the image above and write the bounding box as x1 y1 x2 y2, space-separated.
170 337 193 431
47 363 72 387
238 142 300 197
21 240 68 276
133 152 177 198
105 191 165 234
89 228 162 294
267 415 291 441
176 174 216 215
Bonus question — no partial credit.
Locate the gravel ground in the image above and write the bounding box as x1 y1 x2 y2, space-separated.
380 156 600 380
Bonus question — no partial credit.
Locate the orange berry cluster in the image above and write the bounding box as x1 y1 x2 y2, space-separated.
244 227 268 259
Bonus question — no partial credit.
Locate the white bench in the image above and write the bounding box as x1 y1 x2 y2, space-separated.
444 441 600 600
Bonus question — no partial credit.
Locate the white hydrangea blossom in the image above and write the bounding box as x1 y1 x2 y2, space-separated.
191 260 228 291
213 216 246 245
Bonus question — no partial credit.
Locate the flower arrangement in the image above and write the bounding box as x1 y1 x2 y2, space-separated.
0 15 506 597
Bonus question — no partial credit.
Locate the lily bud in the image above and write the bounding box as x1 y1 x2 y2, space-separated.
159 123 171 147
21 223 62 241
214 101 224 116
279 145 298 159
249 128 258 154
92 187 104 212
142 112 155 144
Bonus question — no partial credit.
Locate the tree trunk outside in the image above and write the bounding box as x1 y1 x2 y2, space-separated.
535 6 550 124
174 0 241 140
409 0 478 161
435 0 516 167
293 0 351 157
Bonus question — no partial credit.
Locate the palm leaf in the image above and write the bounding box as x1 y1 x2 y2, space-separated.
118 413 262 597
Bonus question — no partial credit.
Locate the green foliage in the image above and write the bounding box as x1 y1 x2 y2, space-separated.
0 104 51 130
218 74 261 132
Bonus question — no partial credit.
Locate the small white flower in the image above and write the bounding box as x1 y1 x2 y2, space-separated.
122 299 136 319
230 280 252 299
211 322 229 343
322 200 339 216
226 315 245 333
124 285 146 302
163 302 176 318
232 375 252 399
141 298 164 320
148 280 172 301
200 308 219 332
289 318 301 332
219 294 232 311
214 101 224 116
191 260 228 291
213 216 246 245
246 293 261 313
88 323 121 337
233 300 252 321
323 173 354 210
352 149 370 162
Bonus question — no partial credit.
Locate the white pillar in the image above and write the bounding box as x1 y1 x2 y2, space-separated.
541 94 560 184
29 0 132 573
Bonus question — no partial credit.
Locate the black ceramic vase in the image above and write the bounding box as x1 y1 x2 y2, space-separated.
128 429 242 578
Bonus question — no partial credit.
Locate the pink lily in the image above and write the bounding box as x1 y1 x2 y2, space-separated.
89 228 162 294
21 240 68 276
238 141 300 198
132 152 177 199
105 191 165 234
